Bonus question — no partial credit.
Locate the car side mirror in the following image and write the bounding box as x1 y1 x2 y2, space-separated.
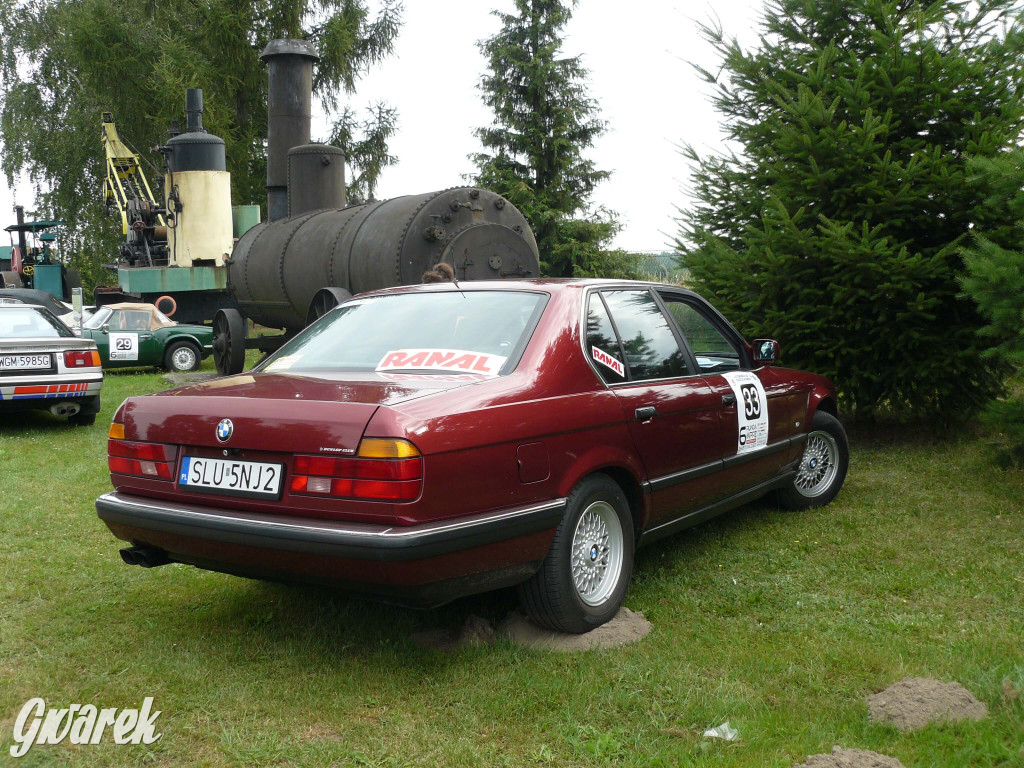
101 324 110 335
753 339 779 365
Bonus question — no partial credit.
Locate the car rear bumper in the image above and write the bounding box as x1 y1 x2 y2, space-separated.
0 375 102 405
96 491 566 604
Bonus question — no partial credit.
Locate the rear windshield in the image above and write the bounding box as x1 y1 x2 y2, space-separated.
257 291 547 376
0 306 73 338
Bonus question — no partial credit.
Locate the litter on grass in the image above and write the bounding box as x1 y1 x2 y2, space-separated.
702 721 738 741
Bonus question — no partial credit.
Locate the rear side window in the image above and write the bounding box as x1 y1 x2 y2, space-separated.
592 290 691 382
585 294 626 384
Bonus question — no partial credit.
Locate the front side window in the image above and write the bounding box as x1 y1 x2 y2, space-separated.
258 290 547 376
600 290 691 382
662 298 741 374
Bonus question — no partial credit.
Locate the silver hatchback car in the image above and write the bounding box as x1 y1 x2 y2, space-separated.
0 304 103 425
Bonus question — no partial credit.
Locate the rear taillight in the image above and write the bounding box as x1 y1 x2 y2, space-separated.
107 423 178 480
64 349 101 368
290 439 422 502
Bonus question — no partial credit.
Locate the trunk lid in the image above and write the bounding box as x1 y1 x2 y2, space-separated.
121 371 476 453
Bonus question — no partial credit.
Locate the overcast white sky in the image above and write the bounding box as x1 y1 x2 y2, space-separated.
1 0 765 253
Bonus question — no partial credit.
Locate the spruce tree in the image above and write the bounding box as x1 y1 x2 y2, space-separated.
472 0 632 278
678 0 1024 419
961 149 1024 463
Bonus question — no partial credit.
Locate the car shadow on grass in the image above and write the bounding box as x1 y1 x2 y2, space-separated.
0 409 91 431
134 498 782 661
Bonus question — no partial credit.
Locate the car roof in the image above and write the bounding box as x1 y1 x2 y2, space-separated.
354 278 700 300
0 288 68 314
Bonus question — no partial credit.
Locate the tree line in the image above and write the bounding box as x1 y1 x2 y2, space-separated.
3 0 1024 450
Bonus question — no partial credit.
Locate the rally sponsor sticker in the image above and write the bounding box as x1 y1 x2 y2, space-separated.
376 349 507 377
264 354 299 372
722 370 769 454
592 346 624 377
108 332 139 361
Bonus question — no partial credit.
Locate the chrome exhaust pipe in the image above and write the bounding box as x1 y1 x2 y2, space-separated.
50 402 81 417
119 546 170 568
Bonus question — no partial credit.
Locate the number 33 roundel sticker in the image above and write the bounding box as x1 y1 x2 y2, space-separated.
722 371 768 454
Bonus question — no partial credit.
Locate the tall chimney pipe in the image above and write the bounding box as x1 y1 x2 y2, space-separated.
260 39 319 222
185 88 204 133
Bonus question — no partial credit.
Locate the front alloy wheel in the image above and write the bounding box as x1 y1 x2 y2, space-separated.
779 410 849 510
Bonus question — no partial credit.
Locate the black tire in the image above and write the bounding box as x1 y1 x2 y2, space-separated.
778 410 849 510
68 411 96 427
517 474 634 634
164 341 201 372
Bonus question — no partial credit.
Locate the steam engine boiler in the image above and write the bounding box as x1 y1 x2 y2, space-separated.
212 39 540 375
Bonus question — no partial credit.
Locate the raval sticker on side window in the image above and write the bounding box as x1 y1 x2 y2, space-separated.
722 370 769 454
592 346 624 377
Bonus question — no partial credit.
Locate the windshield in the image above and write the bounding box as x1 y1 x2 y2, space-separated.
0 306 74 338
258 291 547 376
83 307 112 330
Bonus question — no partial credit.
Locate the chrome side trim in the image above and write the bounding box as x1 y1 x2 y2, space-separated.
642 433 806 492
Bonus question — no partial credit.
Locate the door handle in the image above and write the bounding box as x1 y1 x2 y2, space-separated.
635 406 657 422
722 394 736 406
141 334 152 340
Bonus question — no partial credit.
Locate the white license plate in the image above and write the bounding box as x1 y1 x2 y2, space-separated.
0 354 52 370
178 456 283 499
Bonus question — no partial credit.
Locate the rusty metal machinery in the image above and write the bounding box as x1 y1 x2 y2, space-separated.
227 187 538 333
209 39 540 374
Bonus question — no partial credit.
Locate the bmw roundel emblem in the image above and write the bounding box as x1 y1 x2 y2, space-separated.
216 419 234 443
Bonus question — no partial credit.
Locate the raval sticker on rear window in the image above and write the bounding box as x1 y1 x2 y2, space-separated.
722 370 769 454
376 349 507 377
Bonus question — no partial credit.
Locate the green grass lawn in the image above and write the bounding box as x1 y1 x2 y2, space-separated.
1 367 1022 767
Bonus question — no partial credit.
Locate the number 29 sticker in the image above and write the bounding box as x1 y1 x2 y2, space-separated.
722 371 768 454
108 332 139 362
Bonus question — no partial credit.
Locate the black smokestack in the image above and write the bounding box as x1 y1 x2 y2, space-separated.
260 39 320 222
185 88 204 133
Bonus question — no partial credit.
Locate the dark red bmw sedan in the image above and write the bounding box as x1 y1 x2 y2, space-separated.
97 280 848 633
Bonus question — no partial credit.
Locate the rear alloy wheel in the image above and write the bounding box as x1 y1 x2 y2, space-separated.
518 474 634 634
778 410 849 510
164 341 200 372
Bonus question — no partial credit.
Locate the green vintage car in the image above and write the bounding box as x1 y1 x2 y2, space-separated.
80 303 213 372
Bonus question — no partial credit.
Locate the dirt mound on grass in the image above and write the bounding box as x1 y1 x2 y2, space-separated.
412 608 651 652
867 677 988 732
499 607 651 651
795 746 905 768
